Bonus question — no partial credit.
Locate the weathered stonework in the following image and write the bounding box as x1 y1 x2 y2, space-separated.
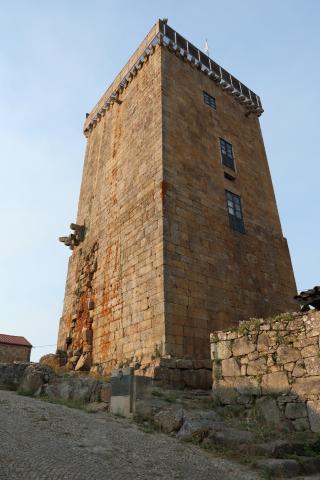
0 344 31 363
210 310 320 432
58 36 164 375
57 20 297 385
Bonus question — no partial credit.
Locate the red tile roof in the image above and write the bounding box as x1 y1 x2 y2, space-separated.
0 334 32 347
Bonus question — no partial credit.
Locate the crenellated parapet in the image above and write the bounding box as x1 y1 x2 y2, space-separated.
83 19 263 138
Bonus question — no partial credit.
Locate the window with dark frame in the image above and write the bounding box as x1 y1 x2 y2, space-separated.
203 91 216 110
220 138 235 170
226 190 245 234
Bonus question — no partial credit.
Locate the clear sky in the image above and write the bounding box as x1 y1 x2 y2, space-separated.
0 1 319 361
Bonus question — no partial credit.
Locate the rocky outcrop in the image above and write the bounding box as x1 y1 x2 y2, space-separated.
153 407 184 433
0 361 111 408
19 364 55 395
39 352 67 369
133 390 320 479
43 374 104 403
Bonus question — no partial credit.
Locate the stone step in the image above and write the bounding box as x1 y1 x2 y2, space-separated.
291 476 320 480
255 456 320 478
255 440 312 457
255 459 301 478
299 456 320 476
208 428 255 449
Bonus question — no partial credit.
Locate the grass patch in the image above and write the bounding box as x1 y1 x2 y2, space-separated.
151 343 162 360
15 389 88 411
133 415 156 434
151 388 177 403
219 312 295 339
89 373 111 382
49 367 111 383
17 388 35 397
195 437 262 468
49 365 71 375
273 312 294 323
39 396 87 411
260 467 274 480
139 424 155 433
0 384 18 391
187 397 221 410
151 388 164 398
303 434 320 456
163 393 177 403
112 411 126 418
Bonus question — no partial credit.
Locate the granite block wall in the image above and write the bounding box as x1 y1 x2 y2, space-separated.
210 310 320 432
162 45 296 361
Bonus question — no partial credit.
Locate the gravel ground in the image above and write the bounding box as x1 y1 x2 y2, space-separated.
0 390 260 480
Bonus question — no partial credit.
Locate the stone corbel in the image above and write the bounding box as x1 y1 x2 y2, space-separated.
110 92 122 104
59 223 85 250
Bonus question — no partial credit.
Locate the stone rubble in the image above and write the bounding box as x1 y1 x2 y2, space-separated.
133 390 320 479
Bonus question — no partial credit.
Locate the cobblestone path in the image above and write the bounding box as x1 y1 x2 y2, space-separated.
0 390 260 480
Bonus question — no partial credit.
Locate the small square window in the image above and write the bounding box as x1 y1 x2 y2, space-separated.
225 190 245 233
220 138 235 170
203 91 216 110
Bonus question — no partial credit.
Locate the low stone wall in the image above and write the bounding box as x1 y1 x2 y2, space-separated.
136 358 212 390
210 310 320 432
0 362 30 390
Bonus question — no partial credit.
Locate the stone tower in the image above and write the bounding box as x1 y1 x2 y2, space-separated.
57 20 297 386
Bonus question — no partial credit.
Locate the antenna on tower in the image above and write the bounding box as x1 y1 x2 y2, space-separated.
204 39 209 57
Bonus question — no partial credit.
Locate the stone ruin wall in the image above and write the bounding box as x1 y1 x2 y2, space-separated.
210 310 320 432
57 45 165 374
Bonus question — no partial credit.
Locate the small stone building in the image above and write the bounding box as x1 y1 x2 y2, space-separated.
0 334 32 362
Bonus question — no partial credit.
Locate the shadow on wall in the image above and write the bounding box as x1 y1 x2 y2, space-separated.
210 310 320 433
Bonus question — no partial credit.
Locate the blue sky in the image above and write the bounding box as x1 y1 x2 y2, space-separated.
0 1 319 361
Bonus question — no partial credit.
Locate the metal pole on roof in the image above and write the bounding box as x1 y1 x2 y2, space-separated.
204 39 210 56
